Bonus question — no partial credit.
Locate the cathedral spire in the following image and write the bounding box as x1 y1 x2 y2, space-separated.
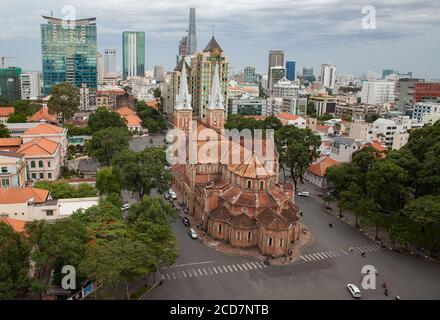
175 62 192 110
207 63 224 110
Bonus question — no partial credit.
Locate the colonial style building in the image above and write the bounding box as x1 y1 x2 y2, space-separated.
172 64 301 257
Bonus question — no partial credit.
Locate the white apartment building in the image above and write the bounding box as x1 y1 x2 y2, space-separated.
329 136 361 163
104 48 117 76
320 63 336 89
360 80 396 105
412 102 440 125
20 72 41 100
272 78 300 98
266 97 283 115
228 96 267 116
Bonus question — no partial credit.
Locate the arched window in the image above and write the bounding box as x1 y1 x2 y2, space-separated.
218 224 222 234
38 160 43 168
248 232 252 241
247 180 252 189
280 238 283 248
236 232 241 241
30 161 36 168
268 237 273 246
260 180 265 190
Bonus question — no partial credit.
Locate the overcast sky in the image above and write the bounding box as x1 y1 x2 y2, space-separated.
1 0 439 78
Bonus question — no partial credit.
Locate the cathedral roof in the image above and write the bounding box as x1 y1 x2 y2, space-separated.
256 208 290 231
203 36 223 52
228 213 257 229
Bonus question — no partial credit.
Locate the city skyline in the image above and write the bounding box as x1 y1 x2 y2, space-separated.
1 0 440 79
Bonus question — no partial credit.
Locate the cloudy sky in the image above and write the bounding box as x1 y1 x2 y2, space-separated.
1 0 439 78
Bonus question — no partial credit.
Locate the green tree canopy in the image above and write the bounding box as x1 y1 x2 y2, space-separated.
0 124 10 138
88 108 128 133
96 167 122 195
47 83 80 124
87 127 131 166
33 181 98 199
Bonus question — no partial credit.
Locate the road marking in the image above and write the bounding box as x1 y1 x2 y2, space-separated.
217 267 223 274
301 256 308 261
246 263 253 269
312 253 322 260
319 252 328 258
213 267 218 274
228 265 233 272
163 261 215 269
203 268 208 275
305 254 316 261
233 265 238 271
251 262 258 269
162 274 165 280
182 271 187 278
237 264 243 271
167 273 171 280
223 266 228 273
188 270 192 278
198 269 203 276
341 249 349 255
242 264 248 270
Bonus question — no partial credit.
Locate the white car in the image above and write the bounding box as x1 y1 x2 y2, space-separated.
347 284 362 299
297 191 310 197
189 228 198 239
169 189 177 200
121 203 131 211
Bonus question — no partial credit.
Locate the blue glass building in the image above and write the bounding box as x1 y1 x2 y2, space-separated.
286 61 296 81
41 16 97 96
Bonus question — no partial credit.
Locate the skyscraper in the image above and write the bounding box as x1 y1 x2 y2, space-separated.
154 64 165 82
97 52 104 84
190 36 229 119
0 67 21 102
269 66 286 92
267 50 284 90
104 48 117 75
186 8 197 55
320 63 336 89
302 67 315 82
20 71 41 100
41 15 97 96
286 61 296 81
122 31 146 79
244 66 256 83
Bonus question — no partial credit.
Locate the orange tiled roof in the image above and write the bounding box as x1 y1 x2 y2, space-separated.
0 138 22 147
364 140 387 152
124 114 142 126
116 106 136 116
23 123 64 135
0 107 14 117
278 112 301 121
17 137 59 156
0 217 27 233
307 156 340 177
27 108 58 123
0 187 49 204
145 100 159 110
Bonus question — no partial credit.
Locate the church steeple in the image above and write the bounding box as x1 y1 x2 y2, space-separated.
205 63 225 130
174 62 192 132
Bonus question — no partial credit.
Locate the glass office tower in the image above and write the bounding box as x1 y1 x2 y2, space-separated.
41 16 97 96
122 31 145 79
0 67 22 102
286 61 296 81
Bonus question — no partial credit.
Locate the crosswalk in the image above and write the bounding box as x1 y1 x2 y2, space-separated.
161 261 267 281
300 243 382 263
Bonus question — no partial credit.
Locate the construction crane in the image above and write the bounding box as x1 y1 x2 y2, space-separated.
1 56 18 68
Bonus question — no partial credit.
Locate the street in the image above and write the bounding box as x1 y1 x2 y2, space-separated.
145 182 440 300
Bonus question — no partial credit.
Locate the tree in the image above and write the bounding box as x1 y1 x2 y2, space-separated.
417 142 440 196
340 182 364 228
0 124 10 138
96 167 122 195
88 108 127 133
258 82 269 99
12 100 40 116
275 125 321 190
306 102 316 116
263 116 282 131
33 181 98 199
7 113 27 123
87 127 131 166
127 195 177 226
365 113 380 123
0 222 30 299
326 163 360 198
47 83 80 124
112 148 172 198
136 103 167 133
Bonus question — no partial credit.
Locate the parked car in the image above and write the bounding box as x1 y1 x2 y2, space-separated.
121 203 131 211
164 192 171 200
297 191 310 197
169 189 177 200
182 217 190 226
164 165 172 171
189 228 198 239
347 284 362 299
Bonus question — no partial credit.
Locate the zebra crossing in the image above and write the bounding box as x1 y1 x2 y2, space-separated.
161 261 267 281
300 243 382 263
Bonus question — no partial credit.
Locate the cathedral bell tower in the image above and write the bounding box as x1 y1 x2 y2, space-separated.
174 62 193 132
205 63 225 130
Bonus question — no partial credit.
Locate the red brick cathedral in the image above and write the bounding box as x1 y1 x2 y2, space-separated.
172 61 301 257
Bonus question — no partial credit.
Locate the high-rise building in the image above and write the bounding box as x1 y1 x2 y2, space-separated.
286 61 296 81
104 48 117 75
41 16 97 96
0 67 22 103
244 66 256 83
97 52 104 85
179 36 188 56
395 78 425 114
122 31 146 79
382 69 395 79
186 8 197 55
320 63 336 89
269 66 285 92
414 82 440 103
190 36 229 119
20 72 41 100
267 50 284 90
302 67 315 82
360 80 396 105
154 64 165 82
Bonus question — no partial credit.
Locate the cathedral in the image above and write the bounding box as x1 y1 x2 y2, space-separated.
172 55 302 258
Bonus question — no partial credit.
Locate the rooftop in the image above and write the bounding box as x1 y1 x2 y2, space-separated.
0 217 27 233
0 187 49 204
307 156 340 177
23 123 64 135
0 107 14 117
17 137 59 156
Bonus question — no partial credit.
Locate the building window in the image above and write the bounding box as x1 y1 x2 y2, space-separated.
46 210 54 216
48 173 52 179
1 178 9 187
48 161 51 168
218 224 222 234
31 161 36 168
38 160 43 168
31 173 36 180
1 167 7 173
260 180 264 190
280 238 283 248
268 238 273 246
247 180 252 189
248 232 252 241
39 173 44 179
236 232 241 241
